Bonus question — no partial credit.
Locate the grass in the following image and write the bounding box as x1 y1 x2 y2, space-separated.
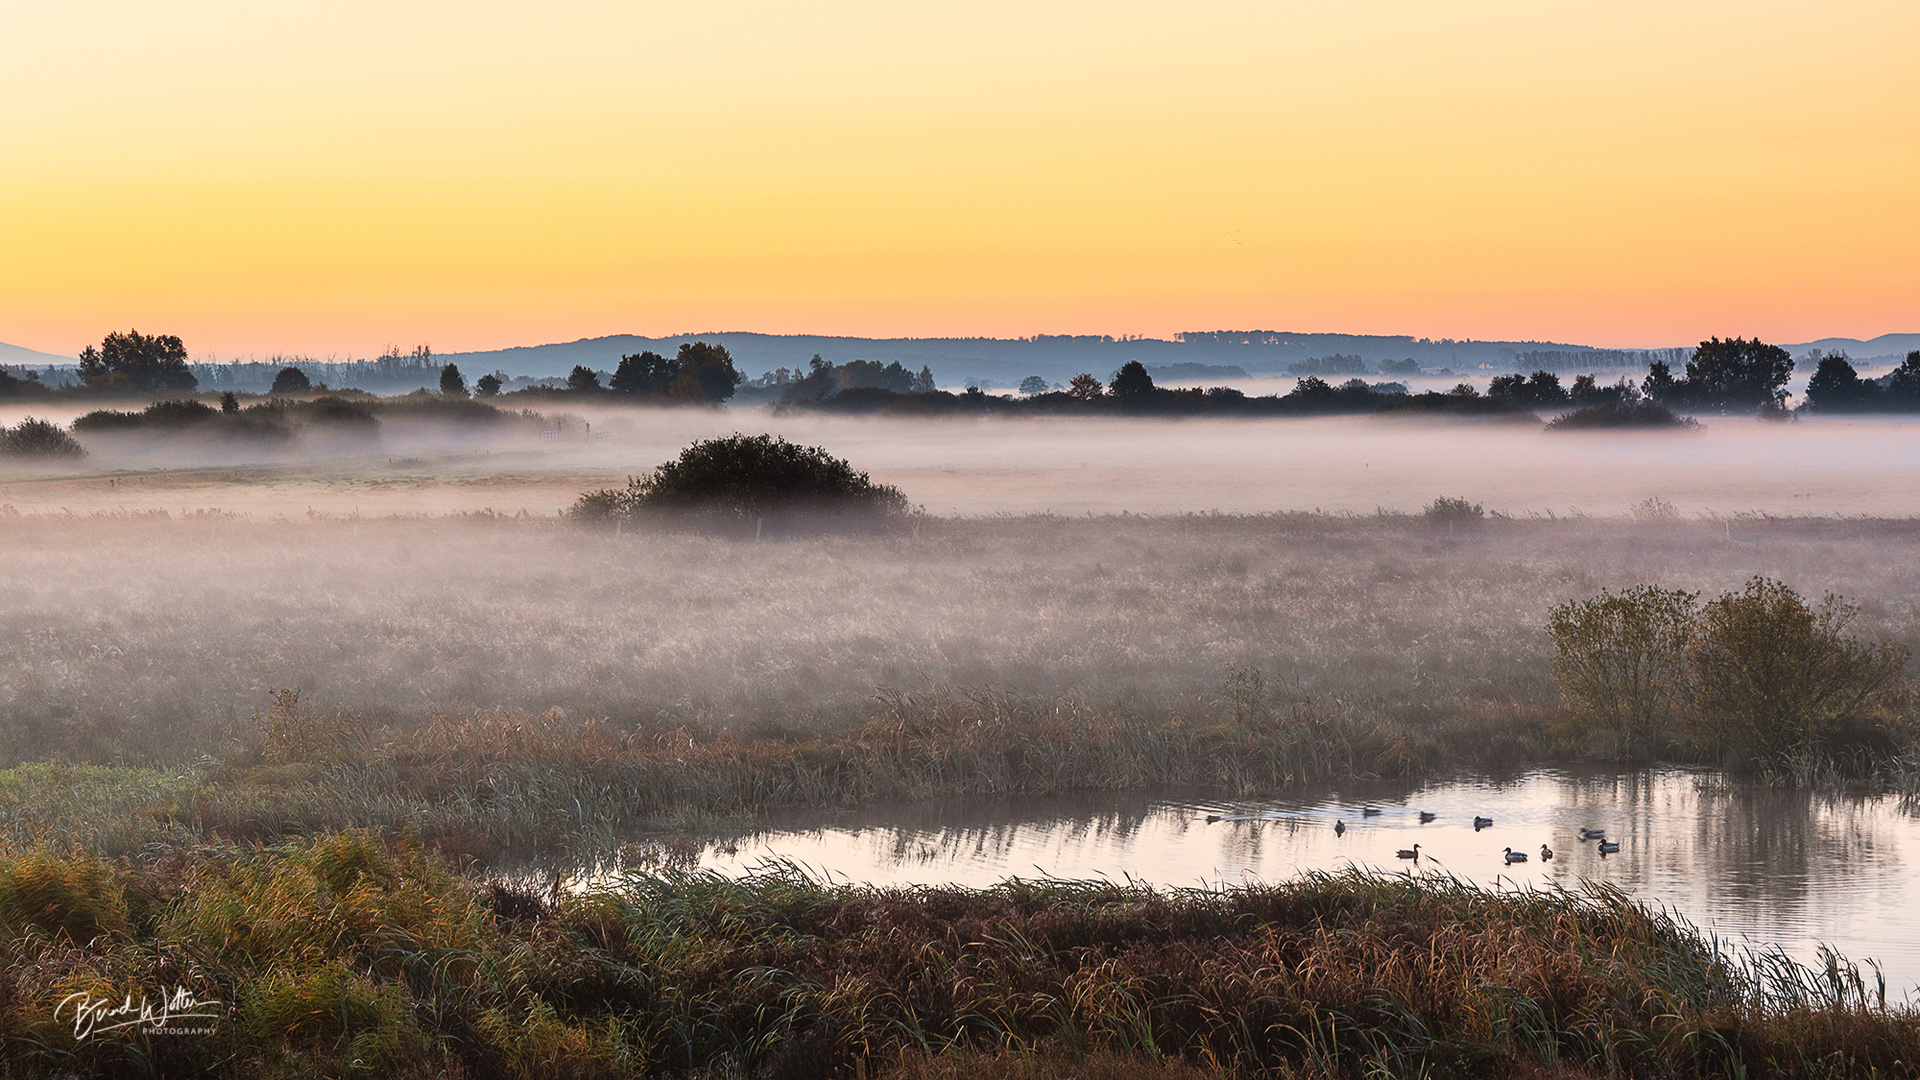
0 834 1913 1078
0 687 1510 862
0 511 1912 861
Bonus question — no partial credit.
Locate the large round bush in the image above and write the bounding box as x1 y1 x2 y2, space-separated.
574 434 910 531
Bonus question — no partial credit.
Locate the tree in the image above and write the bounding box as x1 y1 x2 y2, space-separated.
0 368 47 400
1066 373 1103 400
912 366 936 393
1642 360 1678 404
1886 351 1920 407
271 366 311 394
611 351 677 395
475 373 502 397
1019 375 1050 395
440 363 468 397
1681 337 1793 411
1802 352 1877 412
77 330 197 393
673 342 743 403
1109 360 1156 400
220 391 239 414
1490 370 1571 406
568 365 603 392
1286 376 1339 406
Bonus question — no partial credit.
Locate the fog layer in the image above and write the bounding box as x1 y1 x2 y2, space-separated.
4 409 1920 517
2 513 1914 766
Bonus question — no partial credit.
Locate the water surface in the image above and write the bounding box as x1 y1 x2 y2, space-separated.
687 768 1920 995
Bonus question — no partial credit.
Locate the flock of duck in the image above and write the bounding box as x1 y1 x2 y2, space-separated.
1204 807 1622 865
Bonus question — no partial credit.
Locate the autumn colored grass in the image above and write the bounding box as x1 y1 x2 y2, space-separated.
0 833 1914 1078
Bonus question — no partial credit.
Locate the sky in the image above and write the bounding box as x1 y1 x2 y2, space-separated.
3 1 1917 359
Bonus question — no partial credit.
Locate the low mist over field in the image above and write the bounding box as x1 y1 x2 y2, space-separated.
2 509 1916 770
5 408 1920 518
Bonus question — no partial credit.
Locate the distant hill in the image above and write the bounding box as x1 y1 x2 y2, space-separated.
440 330 1637 388
0 340 76 368
1785 334 1920 362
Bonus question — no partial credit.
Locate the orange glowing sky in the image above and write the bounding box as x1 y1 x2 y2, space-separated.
3 1 1916 358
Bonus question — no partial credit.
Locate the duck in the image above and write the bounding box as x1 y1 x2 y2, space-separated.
1205 814 1222 824
1362 807 1383 817
1419 811 1437 823
1598 840 1621 855
1539 844 1553 861
1473 816 1494 830
1396 844 1421 861
1503 847 1528 864
1333 820 1346 836
1578 828 1606 841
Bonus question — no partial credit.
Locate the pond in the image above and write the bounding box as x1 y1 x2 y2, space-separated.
666 768 1920 995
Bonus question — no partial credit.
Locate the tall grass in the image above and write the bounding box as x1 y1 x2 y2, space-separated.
2 511 1913 771
0 835 1913 1078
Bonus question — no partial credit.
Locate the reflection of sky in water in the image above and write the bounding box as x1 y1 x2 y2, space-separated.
698 768 1920 996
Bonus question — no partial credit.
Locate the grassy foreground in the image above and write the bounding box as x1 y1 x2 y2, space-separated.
0 832 1913 1079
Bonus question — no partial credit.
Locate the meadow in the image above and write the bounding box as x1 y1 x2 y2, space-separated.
1 506 1917 860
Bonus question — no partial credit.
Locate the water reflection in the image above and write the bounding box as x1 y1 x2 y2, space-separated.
686 768 1920 995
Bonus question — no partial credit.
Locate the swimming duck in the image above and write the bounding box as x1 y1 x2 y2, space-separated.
1419 811 1437 823
1473 816 1494 830
1333 820 1346 836
1540 844 1553 861
1598 840 1621 855
1362 808 1382 817
1503 847 1528 864
1579 828 1606 841
1396 844 1421 860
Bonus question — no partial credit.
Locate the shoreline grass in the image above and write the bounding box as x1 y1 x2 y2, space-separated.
0 835 1913 1078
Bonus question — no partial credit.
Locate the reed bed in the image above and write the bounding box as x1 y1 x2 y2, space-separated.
0 834 1913 1078
0 685 1554 864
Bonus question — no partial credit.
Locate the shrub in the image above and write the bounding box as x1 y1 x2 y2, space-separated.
1423 496 1483 524
1687 577 1909 770
72 398 294 442
0 417 86 459
1548 585 1698 757
1546 400 1698 430
297 395 380 431
1550 578 1912 774
572 434 911 532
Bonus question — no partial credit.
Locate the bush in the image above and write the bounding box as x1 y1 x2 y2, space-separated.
1547 585 1697 757
1546 401 1698 430
0 417 86 459
573 434 911 532
1688 578 1909 770
1423 496 1483 524
1548 577 1911 774
72 399 293 441
296 395 380 431
271 366 312 393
